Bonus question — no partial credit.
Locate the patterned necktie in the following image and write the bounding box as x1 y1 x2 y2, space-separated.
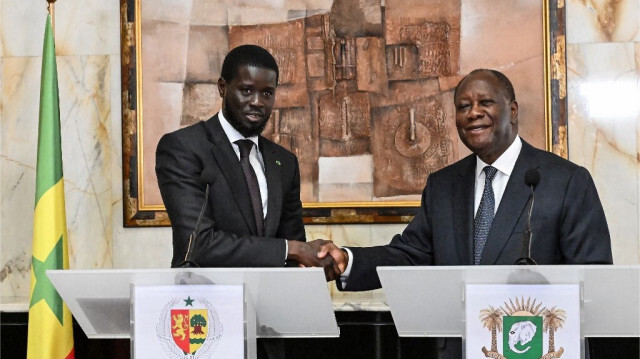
473 166 498 265
235 140 264 236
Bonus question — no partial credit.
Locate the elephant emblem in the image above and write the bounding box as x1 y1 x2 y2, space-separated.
508 320 537 354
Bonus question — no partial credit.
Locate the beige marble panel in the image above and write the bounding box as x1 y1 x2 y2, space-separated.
53 0 121 56
637 4 640 41
370 224 407 247
1 0 119 57
567 0 639 43
636 41 639 263
567 42 639 264
1 55 114 300
1 1 47 57
58 55 114 270
0 0 4 58
1 57 42 298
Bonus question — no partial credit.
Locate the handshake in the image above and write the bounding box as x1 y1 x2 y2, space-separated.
287 239 349 281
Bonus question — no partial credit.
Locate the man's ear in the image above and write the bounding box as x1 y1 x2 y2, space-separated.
510 100 519 125
217 77 226 98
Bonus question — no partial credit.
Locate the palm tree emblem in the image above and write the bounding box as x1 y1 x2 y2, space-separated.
480 305 504 354
540 306 566 359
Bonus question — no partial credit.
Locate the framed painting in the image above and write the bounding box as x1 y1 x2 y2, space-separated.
121 0 567 227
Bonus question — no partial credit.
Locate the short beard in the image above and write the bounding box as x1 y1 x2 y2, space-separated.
230 116 268 137
224 107 269 138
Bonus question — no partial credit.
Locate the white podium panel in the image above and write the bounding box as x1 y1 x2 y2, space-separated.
47 268 339 340
377 265 639 338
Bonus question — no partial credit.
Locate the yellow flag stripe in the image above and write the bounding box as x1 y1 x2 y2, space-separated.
27 300 74 358
31 179 69 265
28 178 73 359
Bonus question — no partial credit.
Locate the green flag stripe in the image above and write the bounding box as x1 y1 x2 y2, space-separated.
35 15 62 205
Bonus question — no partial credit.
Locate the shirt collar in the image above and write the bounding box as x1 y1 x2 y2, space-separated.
218 111 259 148
475 136 522 179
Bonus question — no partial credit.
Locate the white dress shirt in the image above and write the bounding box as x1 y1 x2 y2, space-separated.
473 136 522 216
218 112 290 261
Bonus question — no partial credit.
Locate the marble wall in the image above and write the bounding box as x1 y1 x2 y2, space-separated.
1 0 639 310
566 0 640 264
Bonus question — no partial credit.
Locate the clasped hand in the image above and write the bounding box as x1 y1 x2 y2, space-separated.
288 239 348 281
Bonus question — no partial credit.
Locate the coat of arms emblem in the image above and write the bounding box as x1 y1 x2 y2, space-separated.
156 296 223 358
170 308 209 354
480 297 566 359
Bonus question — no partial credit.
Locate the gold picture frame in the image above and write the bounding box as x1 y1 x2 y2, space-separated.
121 0 567 227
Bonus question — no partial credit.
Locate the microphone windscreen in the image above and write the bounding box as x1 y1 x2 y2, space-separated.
199 167 216 184
524 168 541 188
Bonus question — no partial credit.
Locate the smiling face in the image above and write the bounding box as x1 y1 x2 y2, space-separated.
454 70 518 164
218 64 277 137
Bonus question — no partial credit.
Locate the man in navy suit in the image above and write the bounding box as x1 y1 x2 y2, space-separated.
319 68 612 358
156 45 339 275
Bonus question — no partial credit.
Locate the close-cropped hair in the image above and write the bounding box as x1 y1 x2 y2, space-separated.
220 44 279 85
454 68 516 102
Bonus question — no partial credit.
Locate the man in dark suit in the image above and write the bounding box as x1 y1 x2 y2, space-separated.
156 44 339 276
318 69 613 358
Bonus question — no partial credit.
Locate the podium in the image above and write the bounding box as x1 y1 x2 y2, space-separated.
47 268 339 358
377 265 639 357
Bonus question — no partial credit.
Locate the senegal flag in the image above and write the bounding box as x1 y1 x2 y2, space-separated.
26 14 75 359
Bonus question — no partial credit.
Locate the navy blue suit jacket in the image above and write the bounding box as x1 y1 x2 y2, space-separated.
344 140 612 291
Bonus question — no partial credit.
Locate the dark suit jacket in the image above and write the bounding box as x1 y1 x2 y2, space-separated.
344 139 613 291
156 115 306 268
342 139 612 359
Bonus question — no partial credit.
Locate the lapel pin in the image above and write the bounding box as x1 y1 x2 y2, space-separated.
276 160 281 166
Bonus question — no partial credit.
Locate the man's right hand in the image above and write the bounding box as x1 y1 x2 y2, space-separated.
287 239 341 281
316 241 348 274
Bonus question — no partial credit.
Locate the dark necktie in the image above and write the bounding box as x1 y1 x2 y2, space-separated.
235 140 264 236
473 166 498 265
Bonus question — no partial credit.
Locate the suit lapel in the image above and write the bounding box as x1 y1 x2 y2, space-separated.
453 155 476 264
480 141 536 264
204 116 257 234
260 138 283 237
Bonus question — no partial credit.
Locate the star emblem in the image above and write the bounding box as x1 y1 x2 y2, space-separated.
30 236 65 324
184 296 195 306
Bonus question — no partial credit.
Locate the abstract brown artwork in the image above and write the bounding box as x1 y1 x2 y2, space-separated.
121 0 566 226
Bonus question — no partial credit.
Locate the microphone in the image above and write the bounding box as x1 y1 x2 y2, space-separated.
515 168 541 265
179 167 216 268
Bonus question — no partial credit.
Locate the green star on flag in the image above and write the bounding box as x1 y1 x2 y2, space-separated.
184 296 195 306
30 236 65 323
